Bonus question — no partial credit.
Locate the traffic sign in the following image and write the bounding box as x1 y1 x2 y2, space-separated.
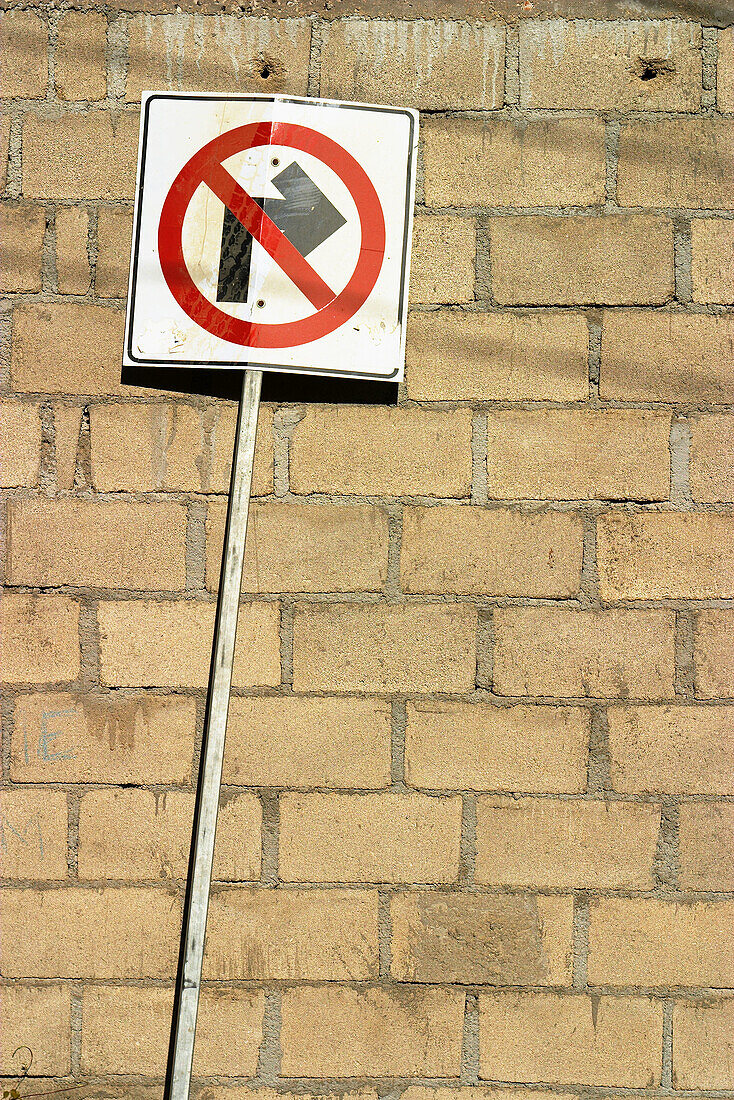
123 93 418 381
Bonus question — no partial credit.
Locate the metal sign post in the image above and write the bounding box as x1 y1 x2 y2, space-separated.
165 367 262 1100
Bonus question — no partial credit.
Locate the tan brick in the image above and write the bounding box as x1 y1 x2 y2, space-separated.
224 695 391 788
0 789 68 879
81 986 263 1076
691 219 734 304
98 599 280 688
608 705 734 795
597 512 734 600
126 15 310 101
279 792 462 884
0 985 70 1075
519 20 702 110
55 12 107 101
391 892 573 985
476 797 659 889
401 506 583 598
0 114 10 191
2 593 80 685
53 404 83 490
0 203 45 292
719 26 734 113
96 206 133 298
23 111 138 201
206 501 388 593
493 607 676 699
486 410 671 501
679 802 734 890
0 400 41 488
11 303 126 395
203 1091 376 1100
292 602 476 694
618 119 734 209
601 311 734 403
491 215 674 306
479 993 662 1086
695 609 734 698
0 12 47 97
55 205 91 294
1 886 180 977
7 498 187 590
321 19 504 110
588 897 734 986
690 415 734 502
410 215 475 304
11 692 194 785
405 310 589 402
405 701 588 793
281 986 464 1077
203 887 378 980
674 999 734 1088
77 789 261 882
423 117 605 208
90 402 273 494
401 1089 576 1100
290 407 472 498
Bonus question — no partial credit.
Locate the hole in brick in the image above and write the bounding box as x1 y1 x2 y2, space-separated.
633 57 675 81
260 61 272 78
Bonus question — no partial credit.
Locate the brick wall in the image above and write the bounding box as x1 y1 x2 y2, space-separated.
2 4 734 1096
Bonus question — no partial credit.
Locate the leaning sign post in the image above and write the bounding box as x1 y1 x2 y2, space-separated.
123 92 418 1100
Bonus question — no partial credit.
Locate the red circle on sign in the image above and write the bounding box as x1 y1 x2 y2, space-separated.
158 122 386 349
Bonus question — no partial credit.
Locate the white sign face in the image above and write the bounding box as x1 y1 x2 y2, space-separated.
123 92 418 382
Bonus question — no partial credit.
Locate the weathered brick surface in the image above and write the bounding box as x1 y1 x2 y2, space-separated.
77 788 261 881
493 607 676 699
0 789 68 879
95 207 133 297
617 119 734 208
11 303 126 395
0 399 41 488
22 111 139 200
679 803 734 891
691 219 734 304
321 19 504 109
290 407 473 497
410 214 475 304
2 593 80 684
81 987 264 1075
422 117 606 208
55 12 108 100
400 506 583 597
608 705 734 795
476 797 660 889
391 892 573 984
588 897 734 986
485 410 671 501
11 692 195 784
1 887 180 977
519 20 702 110
280 986 465 1077
279 792 462 883
694 609 734 698
0 11 47 97
54 205 91 294
490 215 674 305
719 26 734 113
673 999 734 1089
0 115 10 191
206 500 389 592
689 415 734 502
98 599 281 687
125 15 310 100
478 993 662 1086
0 203 45 292
597 512 734 599
223 696 391 788
0 985 70 1075
404 701 588 792
292 602 476 693
405 310 589 402
601 311 734 403
6 498 187 590
203 887 378 979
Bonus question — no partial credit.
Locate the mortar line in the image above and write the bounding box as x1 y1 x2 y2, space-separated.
662 998 674 1089
572 894 590 990
390 698 407 788
461 991 481 1084
459 794 477 888
378 889 393 980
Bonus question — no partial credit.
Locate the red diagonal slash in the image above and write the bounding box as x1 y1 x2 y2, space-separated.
204 159 337 311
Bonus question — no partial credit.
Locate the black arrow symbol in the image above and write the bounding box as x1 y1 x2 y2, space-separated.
216 161 347 304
